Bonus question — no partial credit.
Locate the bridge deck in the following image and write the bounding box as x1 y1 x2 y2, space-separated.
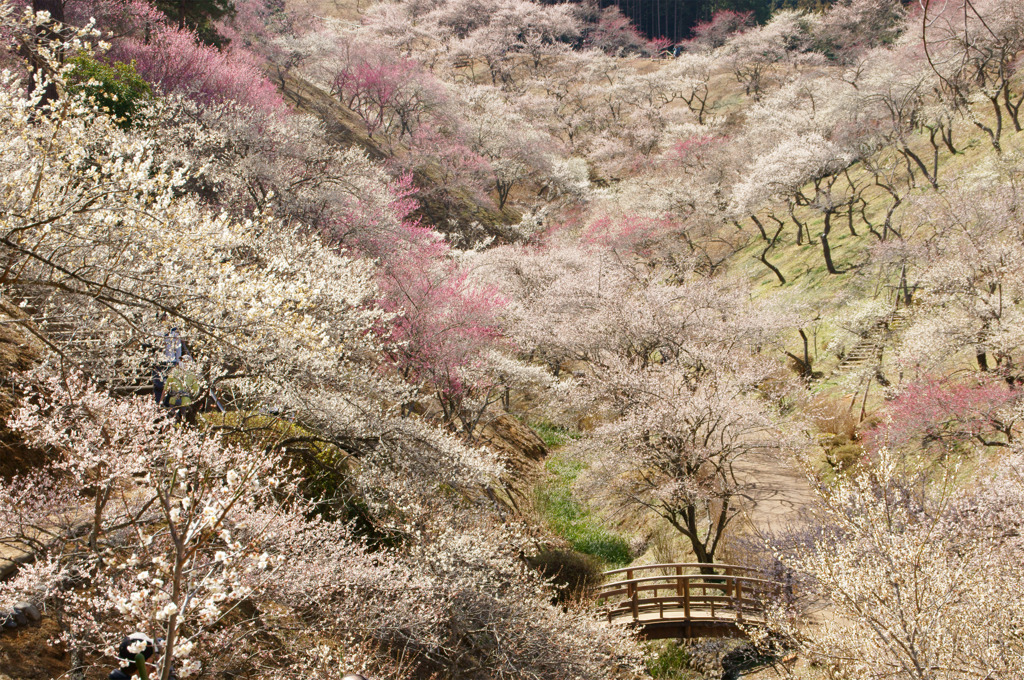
595 563 781 639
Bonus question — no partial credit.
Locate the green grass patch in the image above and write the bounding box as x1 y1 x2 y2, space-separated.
527 419 581 448
535 455 632 567
645 641 696 680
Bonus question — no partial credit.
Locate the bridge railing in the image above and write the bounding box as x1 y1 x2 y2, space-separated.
595 563 781 629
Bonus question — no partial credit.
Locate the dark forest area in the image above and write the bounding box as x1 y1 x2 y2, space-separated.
547 0 836 41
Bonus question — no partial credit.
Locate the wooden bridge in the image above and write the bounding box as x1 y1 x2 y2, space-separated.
595 563 782 639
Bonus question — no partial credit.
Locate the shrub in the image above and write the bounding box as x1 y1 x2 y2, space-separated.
66 55 152 128
824 434 864 473
645 640 693 679
806 393 859 440
527 549 602 603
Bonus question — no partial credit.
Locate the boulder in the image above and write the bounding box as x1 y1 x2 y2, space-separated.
475 414 549 512
14 601 40 623
477 414 547 469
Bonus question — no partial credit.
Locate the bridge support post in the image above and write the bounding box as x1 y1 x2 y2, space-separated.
627 569 638 621
736 578 743 624
683 577 690 621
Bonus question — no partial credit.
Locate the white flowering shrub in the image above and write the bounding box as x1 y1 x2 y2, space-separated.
0 368 644 680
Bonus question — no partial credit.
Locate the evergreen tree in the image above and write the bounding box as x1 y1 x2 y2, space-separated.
152 0 235 46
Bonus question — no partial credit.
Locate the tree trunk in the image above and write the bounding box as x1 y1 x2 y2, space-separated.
27 0 64 107
941 124 957 155
750 215 786 285
495 180 513 210
900 145 939 189
899 264 912 306
786 328 813 378
977 351 989 372
973 95 1003 154
821 212 839 275
759 247 785 285
977 320 992 371
1003 80 1023 132
789 204 805 245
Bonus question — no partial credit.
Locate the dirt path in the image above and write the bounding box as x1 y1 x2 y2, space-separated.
734 447 817 539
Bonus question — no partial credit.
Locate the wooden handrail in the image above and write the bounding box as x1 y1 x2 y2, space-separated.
597 574 777 591
602 562 761 577
596 562 783 637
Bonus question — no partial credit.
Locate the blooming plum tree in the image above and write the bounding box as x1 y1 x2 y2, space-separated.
7 372 296 680
584 361 779 566
865 376 1019 453
722 13 802 100
0 368 642 680
328 43 447 141
585 5 650 56
769 447 1024 680
918 0 1024 150
460 87 553 209
734 133 858 274
813 0 906 61
686 9 753 52
889 170 1024 372
378 235 507 436
66 0 284 112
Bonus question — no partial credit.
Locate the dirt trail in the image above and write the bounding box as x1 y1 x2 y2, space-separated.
733 447 837 680
735 447 817 538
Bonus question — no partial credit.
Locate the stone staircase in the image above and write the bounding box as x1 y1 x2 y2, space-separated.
23 307 154 395
832 308 910 377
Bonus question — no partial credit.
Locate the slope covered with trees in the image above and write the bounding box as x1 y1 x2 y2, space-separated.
1 0 1023 678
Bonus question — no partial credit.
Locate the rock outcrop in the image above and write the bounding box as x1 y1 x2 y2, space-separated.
477 414 548 511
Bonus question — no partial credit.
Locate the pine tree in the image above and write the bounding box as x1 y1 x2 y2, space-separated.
152 0 235 46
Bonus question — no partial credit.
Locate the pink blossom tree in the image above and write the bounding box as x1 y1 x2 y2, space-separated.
67 0 284 112
686 9 753 52
866 376 1019 453
378 233 508 436
585 5 651 56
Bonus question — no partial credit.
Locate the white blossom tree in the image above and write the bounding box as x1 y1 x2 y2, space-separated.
768 446 1024 680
